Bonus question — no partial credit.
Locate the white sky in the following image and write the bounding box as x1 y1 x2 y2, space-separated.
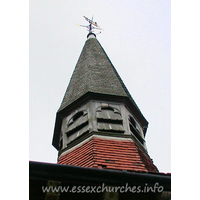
29 0 171 173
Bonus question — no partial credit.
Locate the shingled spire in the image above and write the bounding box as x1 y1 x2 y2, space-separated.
52 33 158 173
58 33 138 112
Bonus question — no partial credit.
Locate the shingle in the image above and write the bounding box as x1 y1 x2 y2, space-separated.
58 37 137 112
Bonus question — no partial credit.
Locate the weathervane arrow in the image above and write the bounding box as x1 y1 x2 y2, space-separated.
77 16 103 34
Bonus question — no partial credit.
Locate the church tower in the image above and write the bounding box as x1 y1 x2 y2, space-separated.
52 32 158 173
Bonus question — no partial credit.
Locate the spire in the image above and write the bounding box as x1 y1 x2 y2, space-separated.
59 36 137 112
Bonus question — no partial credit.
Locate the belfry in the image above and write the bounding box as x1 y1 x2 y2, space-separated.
52 31 158 173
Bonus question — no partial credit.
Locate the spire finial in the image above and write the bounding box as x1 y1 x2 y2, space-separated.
77 16 103 36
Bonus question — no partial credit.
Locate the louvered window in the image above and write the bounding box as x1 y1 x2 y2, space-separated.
66 111 89 144
129 116 144 144
96 106 124 133
59 138 63 150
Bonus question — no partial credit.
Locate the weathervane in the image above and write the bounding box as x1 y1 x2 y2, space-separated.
77 16 103 35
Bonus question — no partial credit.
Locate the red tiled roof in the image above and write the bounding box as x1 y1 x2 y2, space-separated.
58 137 158 173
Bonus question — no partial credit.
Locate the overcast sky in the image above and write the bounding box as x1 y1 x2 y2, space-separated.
30 0 171 173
